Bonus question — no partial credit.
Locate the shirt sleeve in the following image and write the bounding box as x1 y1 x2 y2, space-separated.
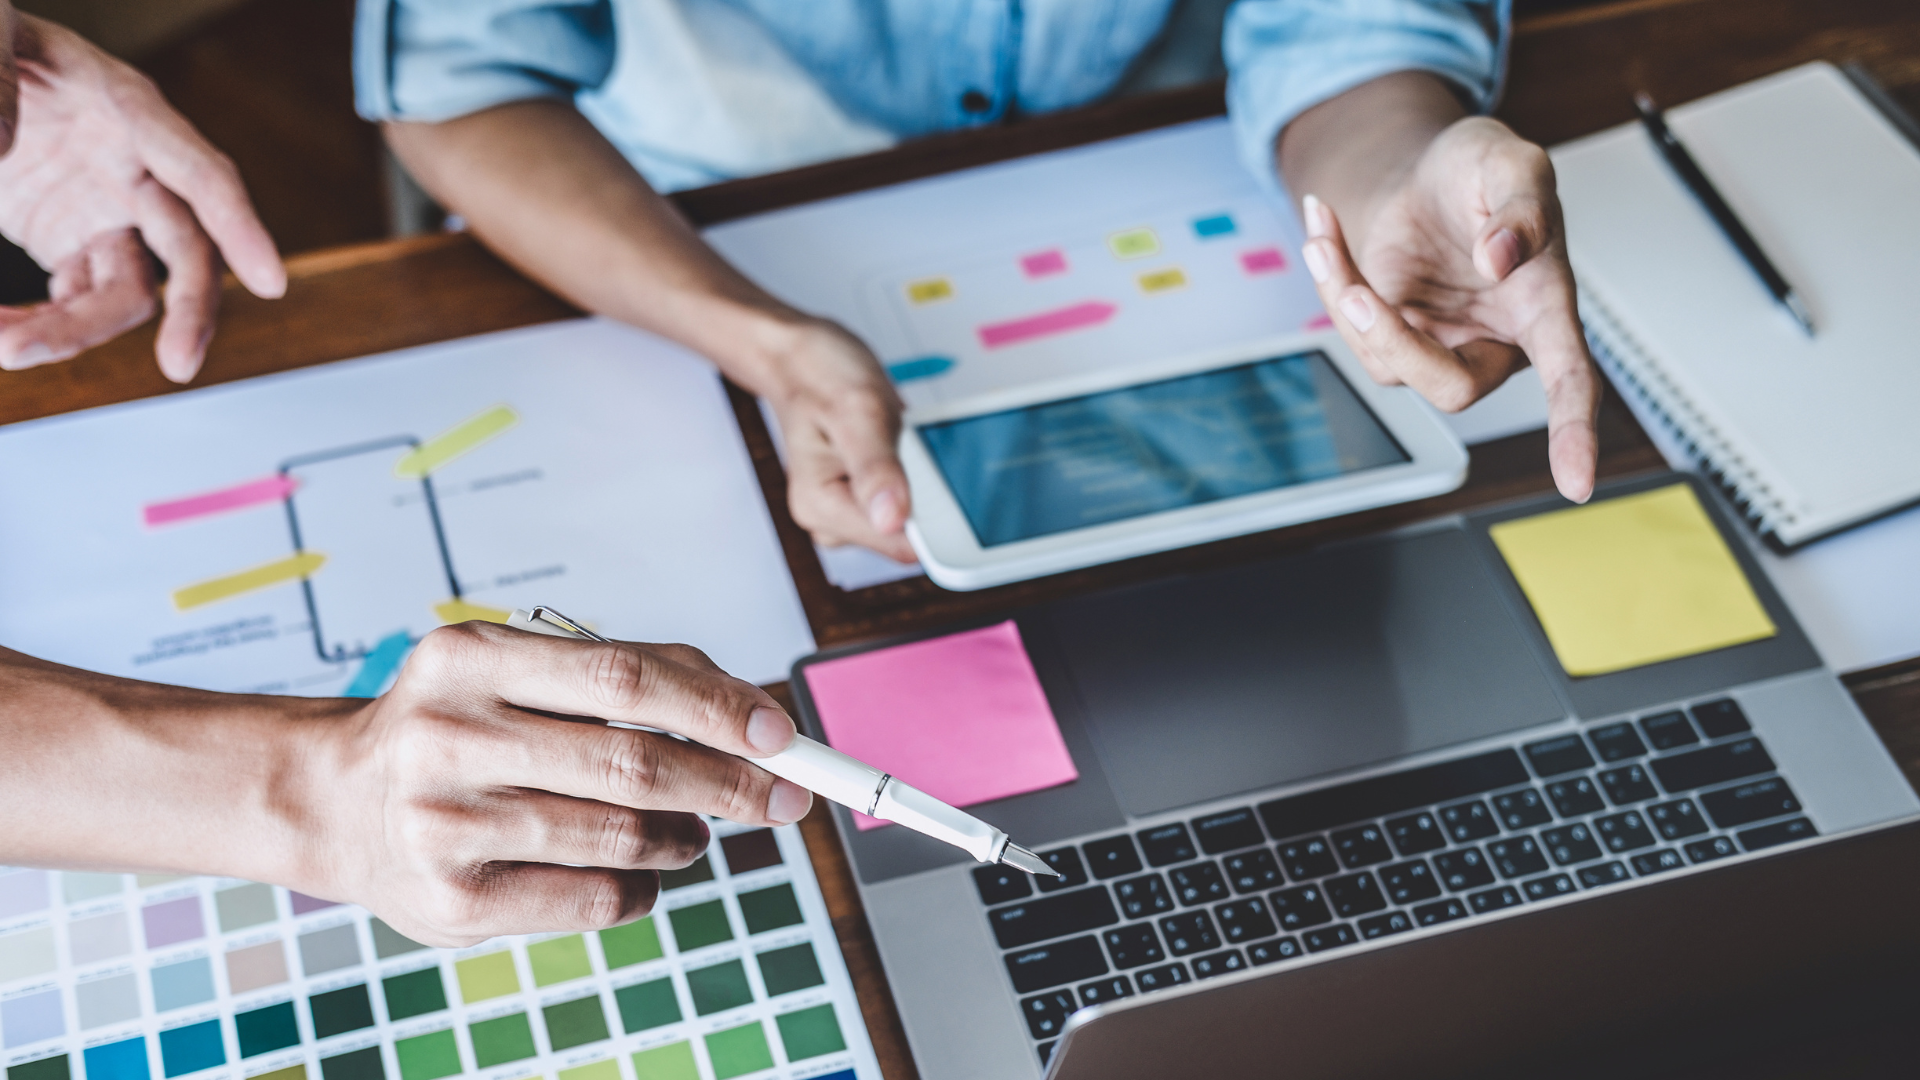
355 0 617 122
1223 0 1509 181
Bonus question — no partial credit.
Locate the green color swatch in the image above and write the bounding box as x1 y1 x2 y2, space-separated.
528 934 593 986
394 1030 461 1080
7 1056 69 1080
687 959 754 1016
382 967 447 1021
370 919 427 960
214 884 276 932
614 978 682 1033
236 1001 300 1058
253 1065 307 1080
310 983 374 1038
468 1013 536 1068
455 951 519 1003
668 900 733 951
557 1060 619 1080
776 1003 846 1061
543 995 610 1051
657 855 714 891
319 1046 383 1080
599 919 663 969
630 1042 698 1080
738 884 803 935
705 1022 774 1080
756 942 825 997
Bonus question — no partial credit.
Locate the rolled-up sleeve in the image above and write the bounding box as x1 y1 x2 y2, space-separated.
1224 0 1508 178
355 0 616 122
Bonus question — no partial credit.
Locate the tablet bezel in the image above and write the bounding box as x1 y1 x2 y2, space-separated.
899 330 1470 590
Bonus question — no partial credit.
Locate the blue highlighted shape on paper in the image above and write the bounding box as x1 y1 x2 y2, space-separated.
345 631 413 698
1192 213 1237 238
887 356 956 383
85 1037 151 1080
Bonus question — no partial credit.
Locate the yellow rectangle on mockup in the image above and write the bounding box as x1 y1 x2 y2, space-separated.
1137 267 1187 293
905 277 953 304
1107 227 1160 259
1489 483 1776 677
394 405 518 479
172 552 326 611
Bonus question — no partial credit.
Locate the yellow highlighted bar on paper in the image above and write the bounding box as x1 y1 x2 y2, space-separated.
905 277 954 304
1108 227 1160 259
394 405 518 479
1137 267 1187 293
173 551 326 611
433 599 513 625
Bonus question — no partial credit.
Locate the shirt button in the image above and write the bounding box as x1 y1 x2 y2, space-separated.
960 89 993 115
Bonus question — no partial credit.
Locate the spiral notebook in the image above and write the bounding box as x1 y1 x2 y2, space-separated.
1551 62 1920 548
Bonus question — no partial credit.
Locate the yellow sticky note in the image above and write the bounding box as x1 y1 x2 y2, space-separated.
1137 267 1187 293
1108 227 1160 259
905 277 953 304
1488 484 1776 677
394 405 518 479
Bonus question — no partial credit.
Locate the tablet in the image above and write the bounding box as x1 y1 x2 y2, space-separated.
899 331 1469 590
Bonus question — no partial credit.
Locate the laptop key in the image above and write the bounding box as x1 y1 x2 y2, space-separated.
1486 837 1549 879
1020 990 1077 1039
989 888 1120 949
1685 835 1740 864
1598 764 1659 806
1593 811 1657 853
1691 698 1752 739
1545 777 1606 817
1077 976 1134 1007
1137 823 1198 866
1640 710 1699 750
1438 800 1499 842
1577 861 1631 888
1524 734 1595 777
1083 835 1143 879
1432 848 1495 891
1646 798 1709 840
1190 950 1247 979
1701 776 1802 829
1330 824 1394 868
1158 911 1219 956
1631 849 1686 876
1492 788 1553 830
1301 924 1358 953
1223 849 1283 893
1739 818 1816 851
1005 936 1109 994
1358 910 1414 940
1247 937 1303 965
1133 962 1189 992
1101 924 1165 969
1036 848 1090 893
1541 824 1604 866
1588 722 1648 761
1468 885 1523 913
1651 737 1776 793
1267 885 1332 930
1113 873 1173 919
1169 862 1229 906
1522 873 1576 901
1379 860 1441 904
1412 898 1469 926
1213 899 1278 943
1385 811 1447 855
1192 808 1265 855
1324 872 1387 917
1277 836 1340 880
974 864 1032 906
1038 1041 1056 1065
1257 749 1529 840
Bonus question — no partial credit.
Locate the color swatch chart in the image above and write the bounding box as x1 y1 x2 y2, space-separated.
0 823 879 1080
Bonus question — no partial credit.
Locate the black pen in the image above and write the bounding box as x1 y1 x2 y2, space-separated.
1634 92 1815 336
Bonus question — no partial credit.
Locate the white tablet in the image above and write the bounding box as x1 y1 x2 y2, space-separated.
900 331 1469 590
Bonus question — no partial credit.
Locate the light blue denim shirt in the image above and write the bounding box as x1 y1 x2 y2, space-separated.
355 0 1508 193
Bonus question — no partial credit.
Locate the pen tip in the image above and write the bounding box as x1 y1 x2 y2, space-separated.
1634 91 1657 114
1001 844 1060 877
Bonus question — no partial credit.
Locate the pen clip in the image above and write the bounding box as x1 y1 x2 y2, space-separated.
524 606 609 642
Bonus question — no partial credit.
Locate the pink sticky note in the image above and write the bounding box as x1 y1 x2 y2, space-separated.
1304 312 1334 330
1020 249 1068 278
144 474 298 526
806 621 1078 830
1241 247 1287 274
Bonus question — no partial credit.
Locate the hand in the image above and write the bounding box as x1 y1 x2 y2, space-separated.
763 317 916 562
309 623 814 946
0 11 284 381
1297 117 1600 502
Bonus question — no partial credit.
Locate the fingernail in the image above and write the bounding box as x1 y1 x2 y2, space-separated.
1485 228 1521 279
747 706 797 755
867 488 900 532
1303 194 1328 237
1339 293 1377 332
10 342 53 368
767 779 812 825
1302 240 1330 283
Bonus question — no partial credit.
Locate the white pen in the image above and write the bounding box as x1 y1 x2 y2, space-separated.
506 606 1060 878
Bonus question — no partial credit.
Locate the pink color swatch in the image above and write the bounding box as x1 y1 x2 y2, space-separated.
1304 313 1335 330
145 474 297 526
805 620 1079 831
141 896 204 948
1020 249 1069 278
1240 247 1288 274
978 300 1117 349
289 891 342 915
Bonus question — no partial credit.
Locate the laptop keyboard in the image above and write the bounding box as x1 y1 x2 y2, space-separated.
972 697 1816 1066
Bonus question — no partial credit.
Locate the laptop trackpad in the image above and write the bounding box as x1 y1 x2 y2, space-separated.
1048 525 1565 818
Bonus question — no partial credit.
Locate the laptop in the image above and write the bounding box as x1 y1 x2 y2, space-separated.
787 472 1920 1080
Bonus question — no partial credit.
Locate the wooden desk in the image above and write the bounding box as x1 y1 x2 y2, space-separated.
5 0 1917 1075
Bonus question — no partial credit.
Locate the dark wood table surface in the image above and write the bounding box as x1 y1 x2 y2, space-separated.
6 0 1918 1075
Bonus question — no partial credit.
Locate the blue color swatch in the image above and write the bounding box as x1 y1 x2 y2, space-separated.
83 1038 150 1080
150 958 214 1012
1192 213 1237 238
158 1021 223 1078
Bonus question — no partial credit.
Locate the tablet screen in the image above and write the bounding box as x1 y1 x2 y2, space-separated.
918 350 1408 547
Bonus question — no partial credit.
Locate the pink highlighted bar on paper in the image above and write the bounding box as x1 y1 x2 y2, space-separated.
1304 313 1334 330
1241 247 1288 274
978 300 1117 349
144 474 297 526
1020 249 1068 278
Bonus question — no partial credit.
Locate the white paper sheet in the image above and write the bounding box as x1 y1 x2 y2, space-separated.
0 318 815 689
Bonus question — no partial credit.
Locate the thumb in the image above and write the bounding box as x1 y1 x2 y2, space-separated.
1472 193 1551 284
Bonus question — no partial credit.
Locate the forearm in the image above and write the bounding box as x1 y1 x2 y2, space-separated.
1276 71 1468 251
384 99 811 398
0 647 349 885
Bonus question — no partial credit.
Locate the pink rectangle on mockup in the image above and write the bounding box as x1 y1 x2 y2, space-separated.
1304 313 1334 330
806 620 1078 830
142 896 204 948
1019 249 1068 278
1240 247 1287 274
978 300 1117 349
144 474 297 526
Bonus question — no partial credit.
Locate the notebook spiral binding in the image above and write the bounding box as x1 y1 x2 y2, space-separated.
1577 285 1796 540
